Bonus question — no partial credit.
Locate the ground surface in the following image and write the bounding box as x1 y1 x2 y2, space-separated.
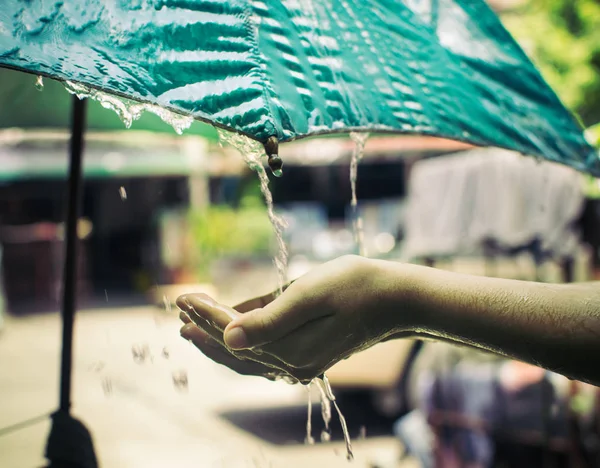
0 305 413 468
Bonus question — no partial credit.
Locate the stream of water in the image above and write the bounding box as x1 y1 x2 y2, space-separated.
349 132 369 256
216 129 289 295
305 382 315 445
217 130 356 461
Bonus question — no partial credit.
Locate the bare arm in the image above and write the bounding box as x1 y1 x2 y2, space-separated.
376 261 600 385
179 256 600 385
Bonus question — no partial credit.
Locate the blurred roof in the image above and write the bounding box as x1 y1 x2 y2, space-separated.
0 129 210 180
274 135 473 166
0 129 471 180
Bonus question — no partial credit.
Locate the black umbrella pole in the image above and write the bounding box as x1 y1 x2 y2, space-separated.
59 96 87 412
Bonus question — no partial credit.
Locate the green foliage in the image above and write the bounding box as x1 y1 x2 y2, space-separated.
502 0 600 126
583 123 600 198
587 123 600 148
186 192 273 279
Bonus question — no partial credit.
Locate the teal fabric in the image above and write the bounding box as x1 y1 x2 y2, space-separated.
1 0 598 175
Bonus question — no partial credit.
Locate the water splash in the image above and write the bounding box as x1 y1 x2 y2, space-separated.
172 369 189 392
315 377 332 442
131 343 152 364
35 75 44 91
162 294 172 314
64 81 194 135
101 376 113 396
305 382 315 445
349 132 369 256
216 129 289 294
315 374 354 460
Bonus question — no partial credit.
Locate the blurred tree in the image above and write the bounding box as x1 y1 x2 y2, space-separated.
186 183 273 280
584 123 600 197
502 0 600 126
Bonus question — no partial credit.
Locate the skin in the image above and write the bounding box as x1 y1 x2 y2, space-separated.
178 255 600 386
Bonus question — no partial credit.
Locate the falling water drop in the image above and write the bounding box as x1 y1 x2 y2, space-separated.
163 295 172 314
119 186 127 200
101 376 113 396
35 75 44 91
172 369 188 392
349 132 369 256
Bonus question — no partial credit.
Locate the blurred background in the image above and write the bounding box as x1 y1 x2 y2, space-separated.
0 0 599 467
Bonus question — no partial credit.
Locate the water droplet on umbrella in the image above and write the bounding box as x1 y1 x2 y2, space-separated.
35 75 44 91
63 81 193 134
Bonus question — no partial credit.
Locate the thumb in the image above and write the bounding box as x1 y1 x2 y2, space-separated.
223 298 306 350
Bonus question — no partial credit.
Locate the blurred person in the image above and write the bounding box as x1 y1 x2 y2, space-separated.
177 255 600 386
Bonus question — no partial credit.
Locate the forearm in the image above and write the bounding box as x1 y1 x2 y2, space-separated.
373 260 600 385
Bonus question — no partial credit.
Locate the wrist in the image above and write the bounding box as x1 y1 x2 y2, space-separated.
366 259 427 339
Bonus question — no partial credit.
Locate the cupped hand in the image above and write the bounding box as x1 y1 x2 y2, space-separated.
177 255 391 382
178 294 295 382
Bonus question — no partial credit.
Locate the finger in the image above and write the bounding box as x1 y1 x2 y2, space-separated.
180 322 291 372
224 292 329 351
181 323 289 373
180 322 228 349
234 294 275 313
177 293 240 331
186 332 279 379
233 282 293 313
180 311 191 324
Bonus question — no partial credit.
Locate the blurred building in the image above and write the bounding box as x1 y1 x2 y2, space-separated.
0 130 210 311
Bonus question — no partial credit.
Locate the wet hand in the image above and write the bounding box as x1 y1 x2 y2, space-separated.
177 255 389 382
178 301 295 382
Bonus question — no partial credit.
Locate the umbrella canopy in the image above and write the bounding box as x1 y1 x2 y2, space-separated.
1 0 598 175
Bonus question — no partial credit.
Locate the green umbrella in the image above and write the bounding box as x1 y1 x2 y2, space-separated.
1 0 597 174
